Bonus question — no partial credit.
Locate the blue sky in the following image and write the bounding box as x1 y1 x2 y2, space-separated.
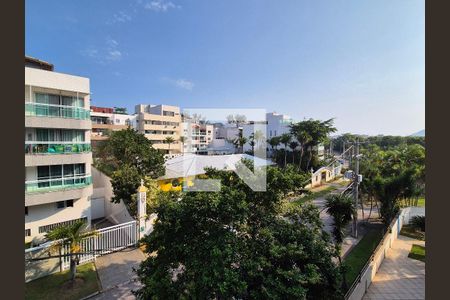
26 0 424 135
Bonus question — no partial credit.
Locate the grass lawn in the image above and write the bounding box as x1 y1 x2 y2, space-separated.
291 186 338 206
417 197 425 207
25 262 100 300
343 228 384 290
400 225 425 241
408 244 425 262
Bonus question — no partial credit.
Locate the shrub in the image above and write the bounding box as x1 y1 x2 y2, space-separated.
410 215 425 232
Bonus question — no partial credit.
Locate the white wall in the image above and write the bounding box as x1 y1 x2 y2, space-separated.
347 207 425 300
25 67 90 96
25 196 91 243
91 166 134 224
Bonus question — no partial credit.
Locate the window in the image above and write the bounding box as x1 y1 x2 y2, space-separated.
25 206 28 216
25 229 31 237
66 200 74 207
56 201 65 209
34 93 84 107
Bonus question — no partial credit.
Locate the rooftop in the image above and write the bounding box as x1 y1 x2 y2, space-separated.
160 154 274 180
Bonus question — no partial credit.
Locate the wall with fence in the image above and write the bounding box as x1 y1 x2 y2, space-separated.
25 220 137 283
346 206 425 300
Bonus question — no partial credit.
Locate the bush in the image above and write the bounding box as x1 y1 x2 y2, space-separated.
410 215 425 232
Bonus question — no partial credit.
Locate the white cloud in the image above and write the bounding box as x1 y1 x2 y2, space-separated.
82 38 123 63
106 38 119 48
82 48 98 58
107 50 122 61
144 0 180 12
174 79 194 90
163 77 194 91
108 11 132 24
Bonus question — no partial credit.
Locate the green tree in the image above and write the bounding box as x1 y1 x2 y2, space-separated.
135 164 342 299
290 119 337 171
279 133 292 167
289 141 299 164
324 194 355 289
164 136 176 153
267 136 281 156
96 127 165 178
46 220 97 283
325 194 355 251
233 136 248 154
179 136 186 153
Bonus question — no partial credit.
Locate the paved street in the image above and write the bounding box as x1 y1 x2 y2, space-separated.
92 248 146 300
363 235 425 300
310 181 380 257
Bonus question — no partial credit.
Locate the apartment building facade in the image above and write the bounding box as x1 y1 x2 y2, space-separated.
90 106 136 147
25 56 93 243
135 104 182 154
181 117 214 155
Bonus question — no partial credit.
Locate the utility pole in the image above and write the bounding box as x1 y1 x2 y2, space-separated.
351 140 360 238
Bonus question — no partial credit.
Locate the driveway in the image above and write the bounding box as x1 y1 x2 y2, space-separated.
363 235 425 300
92 248 146 300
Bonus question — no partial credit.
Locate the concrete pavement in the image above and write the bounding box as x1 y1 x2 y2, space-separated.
363 235 425 300
91 248 146 300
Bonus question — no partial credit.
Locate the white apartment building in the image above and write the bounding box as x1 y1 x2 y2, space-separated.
242 112 293 153
135 104 182 154
90 106 136 147
181 117 214 155
207 123 240 155
25 56 93 244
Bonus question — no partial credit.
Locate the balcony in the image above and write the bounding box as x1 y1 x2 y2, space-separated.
25 142 91 155
25 175 92 193
25 102 90 120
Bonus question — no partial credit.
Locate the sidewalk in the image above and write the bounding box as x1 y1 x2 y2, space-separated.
91 248 146 300
363 235 425 300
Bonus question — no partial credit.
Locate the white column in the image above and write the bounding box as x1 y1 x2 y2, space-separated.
137 179 148 239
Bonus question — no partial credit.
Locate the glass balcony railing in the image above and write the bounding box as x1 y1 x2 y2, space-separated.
25 175 92 193
25 102 90 120
25 142 91 155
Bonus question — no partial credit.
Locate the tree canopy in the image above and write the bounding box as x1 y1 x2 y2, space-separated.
135 164 343 299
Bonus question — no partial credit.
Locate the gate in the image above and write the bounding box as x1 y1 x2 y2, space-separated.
25 220 138 282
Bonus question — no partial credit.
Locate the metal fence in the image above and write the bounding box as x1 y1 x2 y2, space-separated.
25 220 138 282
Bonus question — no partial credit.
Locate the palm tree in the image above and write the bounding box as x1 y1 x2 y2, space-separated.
279 133 291 167
290 123 311 170
324 194 355 289
46 220 97 282
179 136 186 153
249 139 256 154
267 137 281 156
233 136 248 154
289 141 299 164
164 136 175 153
290 119 337 171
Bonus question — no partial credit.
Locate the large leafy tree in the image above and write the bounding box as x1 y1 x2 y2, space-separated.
135 164 343 299
96 128 165 214
290 119 337 171
96 127 165 177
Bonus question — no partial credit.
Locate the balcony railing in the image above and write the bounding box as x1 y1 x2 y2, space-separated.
25 175 92 193
25 102 91 120
25 142 91 155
